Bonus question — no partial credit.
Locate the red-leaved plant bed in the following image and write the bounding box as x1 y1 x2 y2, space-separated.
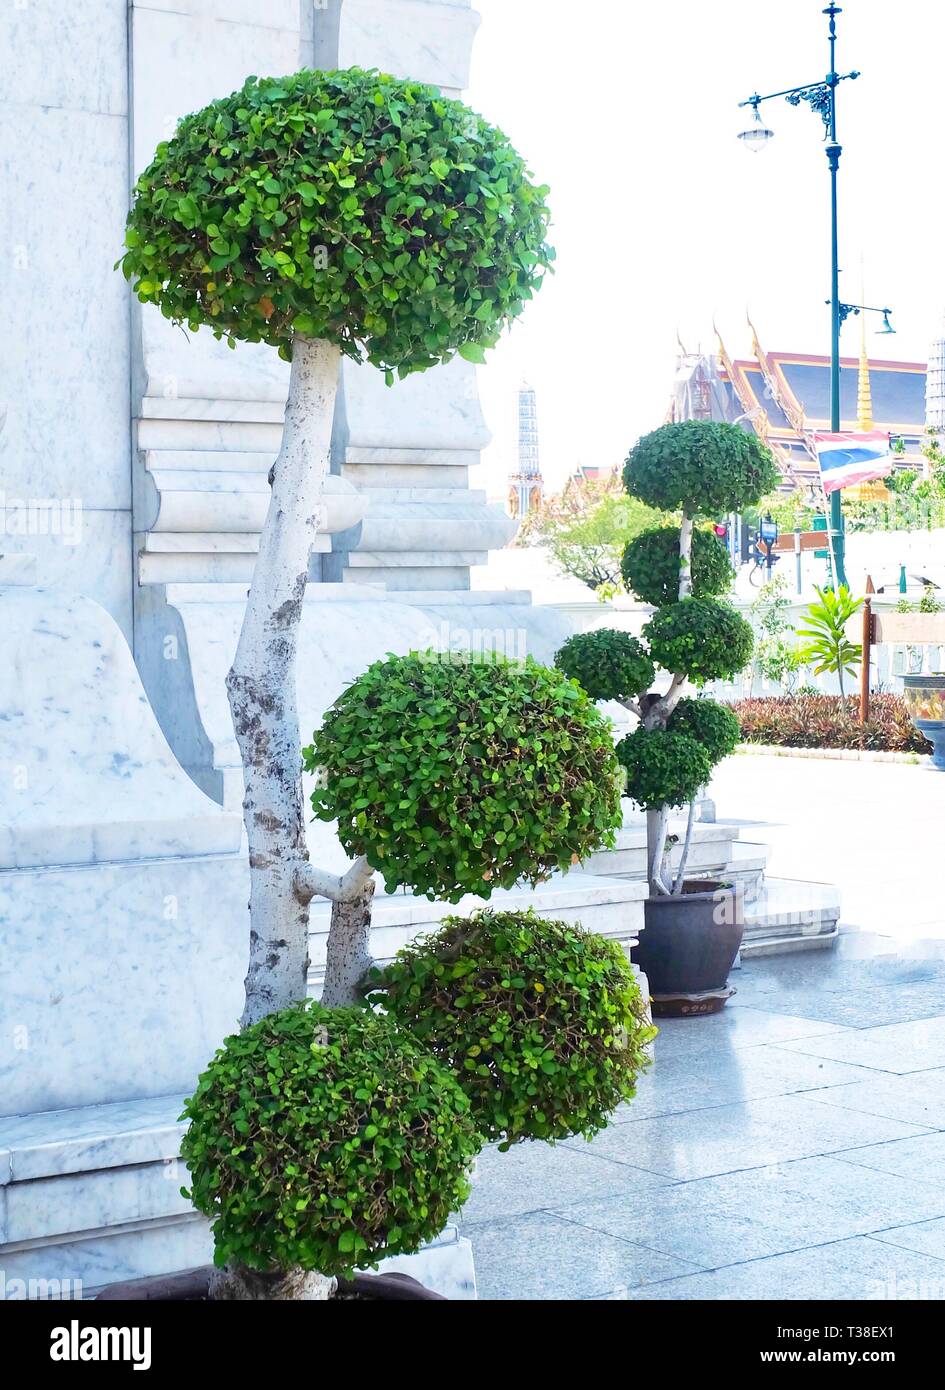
731 694 932 754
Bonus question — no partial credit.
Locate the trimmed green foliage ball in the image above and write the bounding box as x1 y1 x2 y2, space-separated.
621 525 734 608
645 598 754 683
624 420 779 516
617 728 712 811
304 652 623 903
555 629 655 703
181 1002 480 1276
120 68 553 376
367 909 655 1146
668 697 741 765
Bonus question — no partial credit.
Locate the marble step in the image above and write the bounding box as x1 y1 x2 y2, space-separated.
140 468 364 535
142 449 276 472
739 877 841 957
306 869 648 992
588 821 742 882
724 841 768 903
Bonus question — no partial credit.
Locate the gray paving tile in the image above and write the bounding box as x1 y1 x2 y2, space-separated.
835 1131 945 1181
456 1140 670 1227
464 1212 700 1300
778 1016 945 1074
802 1068 945 1129
550 1156 945 1269
735 957 945 1029
562 1094 928 1181
650 1005 844 1061
622 1237 945 1301
611 1045 877 1123
871 1218 945 1261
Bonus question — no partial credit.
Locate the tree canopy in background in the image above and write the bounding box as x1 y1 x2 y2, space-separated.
519 474 665 596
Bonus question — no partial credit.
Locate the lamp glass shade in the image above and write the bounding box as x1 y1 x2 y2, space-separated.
737 106 774 151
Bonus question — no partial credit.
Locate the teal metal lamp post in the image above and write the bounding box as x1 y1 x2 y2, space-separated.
737 3 860 589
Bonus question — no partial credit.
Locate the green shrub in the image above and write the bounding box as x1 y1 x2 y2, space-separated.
616 727 712 810
668 697 741 765
367 909 654 1146
554 629 655 703
304 651 623 902
624 420 779 516
120 68 553 377
732 694 931 754
181 1002 480 1275
621 525 734 608
645 598 754 684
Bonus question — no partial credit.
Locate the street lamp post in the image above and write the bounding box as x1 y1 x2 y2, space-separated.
738 3 860 589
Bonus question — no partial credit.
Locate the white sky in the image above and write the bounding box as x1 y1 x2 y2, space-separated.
465 0 945 497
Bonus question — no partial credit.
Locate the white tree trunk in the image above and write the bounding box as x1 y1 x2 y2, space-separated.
226 335 341 1028
671 796 697 894
645 511 696 888
210 1265 335 1301
646 806 671 896
679 514 693 598
322 879 377 1007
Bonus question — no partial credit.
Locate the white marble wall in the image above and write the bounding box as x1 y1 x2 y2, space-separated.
0 583 245 1117
0 0 133 636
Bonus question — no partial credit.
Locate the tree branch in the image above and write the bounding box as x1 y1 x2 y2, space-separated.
671 798 698 894
647 672 687 728
295 855 374 906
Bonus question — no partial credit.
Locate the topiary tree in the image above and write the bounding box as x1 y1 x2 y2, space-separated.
366 909 655 1147
120 67 553 1030
122 67 559 1301
557 420 778 896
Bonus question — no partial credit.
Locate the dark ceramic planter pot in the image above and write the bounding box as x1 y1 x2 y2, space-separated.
903 674 945 771
633 879 744 1018
95 1266 446 1301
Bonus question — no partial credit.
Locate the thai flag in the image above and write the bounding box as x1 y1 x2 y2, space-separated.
812 430 893 494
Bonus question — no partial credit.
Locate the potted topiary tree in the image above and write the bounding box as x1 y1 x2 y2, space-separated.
555 420 779 1016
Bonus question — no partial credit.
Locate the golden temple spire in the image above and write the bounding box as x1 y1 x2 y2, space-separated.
857 270 874 432
856 320 874 431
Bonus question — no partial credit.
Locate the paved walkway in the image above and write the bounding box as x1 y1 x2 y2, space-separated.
457 755 945 1299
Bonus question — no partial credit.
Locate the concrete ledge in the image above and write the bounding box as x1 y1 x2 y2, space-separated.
737 743 931 766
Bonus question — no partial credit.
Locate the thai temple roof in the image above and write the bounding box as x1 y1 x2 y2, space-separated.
673 320 931 487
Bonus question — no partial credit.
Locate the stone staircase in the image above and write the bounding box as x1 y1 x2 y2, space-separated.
583 809 840 958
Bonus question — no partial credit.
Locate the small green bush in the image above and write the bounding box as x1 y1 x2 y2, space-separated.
616 728 712 811
554 629 655 703
120 68 553 376
645 598 754 684
304 651 623 902
181 1002 480 1275
624 420 779 516
668 697 741 765
367 909 655 1146
621 525 734 608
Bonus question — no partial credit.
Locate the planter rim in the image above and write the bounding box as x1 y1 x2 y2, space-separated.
904 674 945 688
646 878 739 908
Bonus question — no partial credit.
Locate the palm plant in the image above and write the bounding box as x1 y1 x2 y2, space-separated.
797 584 863 697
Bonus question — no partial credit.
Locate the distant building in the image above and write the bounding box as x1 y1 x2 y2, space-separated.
928 311 945 433
669 319 931 490
508 382 544 518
